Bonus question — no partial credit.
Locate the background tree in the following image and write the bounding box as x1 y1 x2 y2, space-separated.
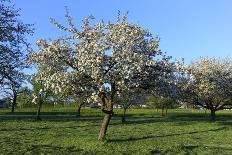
17 86 33 108
180 57 232 121
4 81 24 112
0 0 33 86
147 94 162 112
148 95 177 116
30 76 52 121
115 89 148 123
147 55 182 116
30 10 171 140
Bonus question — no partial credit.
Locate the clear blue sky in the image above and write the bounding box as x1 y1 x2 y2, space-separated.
15 0 232 63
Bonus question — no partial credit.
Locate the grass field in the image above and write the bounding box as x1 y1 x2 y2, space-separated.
1 107 232 154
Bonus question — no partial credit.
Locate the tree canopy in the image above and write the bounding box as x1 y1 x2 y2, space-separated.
30 10 177 140
181 57 232 121
0 0 33 86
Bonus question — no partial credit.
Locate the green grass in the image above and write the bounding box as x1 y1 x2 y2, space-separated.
1 108 232 154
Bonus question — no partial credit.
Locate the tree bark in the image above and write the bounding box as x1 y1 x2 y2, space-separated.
210 109 216 122
161 107 165 116
76 102 85 117
11 95 17 113
98 100 113 141
76 106 82 117
36 95 42 121
121 108 126 123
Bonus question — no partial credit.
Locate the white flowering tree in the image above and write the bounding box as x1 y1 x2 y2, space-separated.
180 58 232 121
30 10 172 140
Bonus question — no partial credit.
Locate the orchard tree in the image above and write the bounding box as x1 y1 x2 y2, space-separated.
17 87 33 108
181 57 232 122
1 80 24 112
147 95 177 116
147 56 182 116
0 69 26 112
30 77 46 121
30 10 172 140
115 88 148 123
147 95 163 112
30 75 55 120
6 82 23 112
0 0 33 86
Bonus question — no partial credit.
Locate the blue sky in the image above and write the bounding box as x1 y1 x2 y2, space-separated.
15 0 232 63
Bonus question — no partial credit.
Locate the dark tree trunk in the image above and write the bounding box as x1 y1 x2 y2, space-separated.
11 95 17 113
76 106 82 117
121 108 126 123
210 109 216 122
161 107 165 116
165 108 168 116
98 100 113 141
76 102 85 117
36 95 42 121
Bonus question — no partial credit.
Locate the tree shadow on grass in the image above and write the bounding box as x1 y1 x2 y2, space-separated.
0 115 103 122
0 122 101 132
119 112 232 126
1 112 232 129
107 127 227 143
218 121 232 126
180 144 232 155
119 116 209 126
26 144 84 154
148 146 197 155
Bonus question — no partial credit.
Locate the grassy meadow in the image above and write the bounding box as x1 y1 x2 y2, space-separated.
1 107 232 154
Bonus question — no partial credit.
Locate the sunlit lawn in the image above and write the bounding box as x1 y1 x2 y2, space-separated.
1 108 232 154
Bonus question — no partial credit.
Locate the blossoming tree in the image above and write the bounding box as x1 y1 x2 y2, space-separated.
181 57 232 121
31 10 172 140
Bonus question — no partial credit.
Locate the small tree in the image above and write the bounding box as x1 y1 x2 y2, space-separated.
148 56 182 116
31 78 45 121
147 95 162 112
115 89 148 123
17 87 33 108
30 75 53 121
147 95 177 116
180 57 232 122
1 80 24 112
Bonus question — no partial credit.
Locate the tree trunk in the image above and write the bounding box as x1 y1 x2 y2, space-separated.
210 109 216 122
121 108 126 123
36 95 42 121
76 106 81 117
98 100 113 141
76 102 85 117
161 107 165 116
165 108 168 116
11 95 17 113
